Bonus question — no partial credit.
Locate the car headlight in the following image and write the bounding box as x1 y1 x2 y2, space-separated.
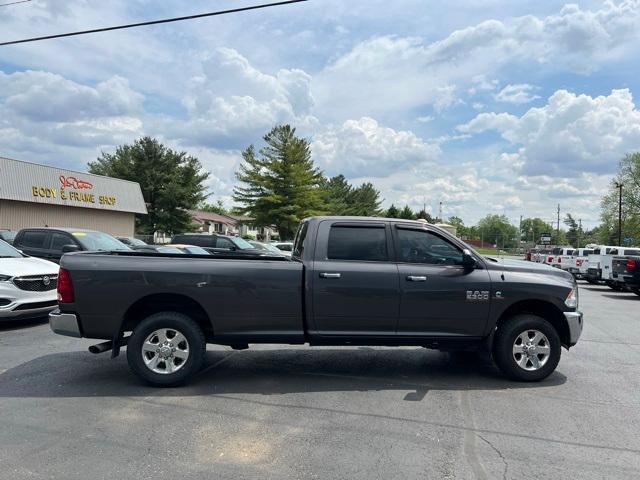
0 274 11 282
565 285 579 309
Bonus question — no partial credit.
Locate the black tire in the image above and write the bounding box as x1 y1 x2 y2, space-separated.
631 288 640 297
607 282 623 291
493 314 561 382
126 311 206 387
586 278 598 284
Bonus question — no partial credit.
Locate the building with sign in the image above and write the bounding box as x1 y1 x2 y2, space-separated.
0 156 147 236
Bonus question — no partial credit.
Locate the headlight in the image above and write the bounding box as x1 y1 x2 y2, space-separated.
565 285 579 309
0 274 11 282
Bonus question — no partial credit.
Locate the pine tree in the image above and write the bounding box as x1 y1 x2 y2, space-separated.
386 204 400 218
399 205 415 219
348 182 382 216
233 125 326 239
324 175 352 215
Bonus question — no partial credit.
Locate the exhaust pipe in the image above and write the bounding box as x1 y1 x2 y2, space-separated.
88 340 114 354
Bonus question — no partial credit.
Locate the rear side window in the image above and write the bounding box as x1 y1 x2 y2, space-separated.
327 226 388 261
18 231 48 249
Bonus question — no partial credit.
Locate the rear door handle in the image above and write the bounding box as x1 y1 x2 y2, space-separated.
319 272 341 279
406 275 427 282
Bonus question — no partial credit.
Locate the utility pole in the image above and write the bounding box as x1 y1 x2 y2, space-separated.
519 215 523 246
578 218 582 248
439 201 443 222
556 204 560 243
615 182 623 245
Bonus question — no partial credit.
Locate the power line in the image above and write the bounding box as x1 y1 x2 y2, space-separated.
0 0 308 46
0 0 31 6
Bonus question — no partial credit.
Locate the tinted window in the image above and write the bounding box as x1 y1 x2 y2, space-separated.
327 226 388 261
275 243 293 252
397 228 464 265
19 231 48 249
229 237 253 249
624 249 640 255
216 237 235 250
50 233 75 252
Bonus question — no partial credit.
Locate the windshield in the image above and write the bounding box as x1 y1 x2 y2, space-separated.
0 239 22 258
127 238 147 246
157 246 185 254
72 231 131 251
230 236 254 249
0 231 16 243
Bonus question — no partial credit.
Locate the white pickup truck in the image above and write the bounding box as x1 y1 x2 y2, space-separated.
585 246 618 284
601 247 640 290
550 247 575 269
565 248 594 278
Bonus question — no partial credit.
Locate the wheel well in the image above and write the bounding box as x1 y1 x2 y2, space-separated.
122 293 213 339
495 300 570 347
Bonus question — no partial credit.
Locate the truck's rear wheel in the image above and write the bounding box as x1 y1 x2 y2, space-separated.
126 311 205 387
493 314 561 382
606 281 624 291
631 287 640 297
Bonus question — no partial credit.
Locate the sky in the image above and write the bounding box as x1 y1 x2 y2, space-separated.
2 0 640 228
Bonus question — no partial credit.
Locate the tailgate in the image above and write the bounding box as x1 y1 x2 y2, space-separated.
612 257 628 275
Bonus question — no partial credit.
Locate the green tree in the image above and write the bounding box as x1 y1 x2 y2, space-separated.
564 213 581 247
399 205 415 219
199 199 227 215
88 137 209 235
601 152 640 245
233 125 326 239
347 182 382 216
386 204 400 218
416 209 434 222
477 214 518 248
520 217 552 244
324 175 352 215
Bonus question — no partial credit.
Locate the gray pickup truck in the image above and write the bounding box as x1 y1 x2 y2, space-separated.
50 216 583 386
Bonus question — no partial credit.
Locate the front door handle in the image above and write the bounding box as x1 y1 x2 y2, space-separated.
320 272 341 279
406 275 427 282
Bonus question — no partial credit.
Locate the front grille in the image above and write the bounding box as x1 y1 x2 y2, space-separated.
14 300 58 311
12 275 58 292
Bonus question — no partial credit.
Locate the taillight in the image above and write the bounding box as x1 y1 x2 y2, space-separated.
57 268 74 303
576 259 583 267
628 259 637 272
558 258 562 263
548 256 554 263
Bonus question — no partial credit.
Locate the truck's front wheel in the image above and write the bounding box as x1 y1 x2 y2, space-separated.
493 314 561 382
126 312 206 387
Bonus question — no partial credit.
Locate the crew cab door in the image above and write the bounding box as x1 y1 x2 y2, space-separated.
311 221 399 335
393 225 491 337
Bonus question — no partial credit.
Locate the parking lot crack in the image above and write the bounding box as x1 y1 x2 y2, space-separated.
477 434 508 480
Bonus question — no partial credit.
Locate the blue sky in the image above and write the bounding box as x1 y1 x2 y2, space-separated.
2 0 640 228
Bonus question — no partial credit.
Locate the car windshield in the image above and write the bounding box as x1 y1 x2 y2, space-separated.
0 239 22 258
0 231 16 243
72 231 131 251
230 236 254 249
157 246 184 254
251 241 282 253
127 238 147 246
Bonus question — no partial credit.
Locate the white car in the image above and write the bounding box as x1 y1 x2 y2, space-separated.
0 239 59 321
271 241 294 257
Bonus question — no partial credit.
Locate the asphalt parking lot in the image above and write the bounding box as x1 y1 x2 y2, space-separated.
0 284 639 480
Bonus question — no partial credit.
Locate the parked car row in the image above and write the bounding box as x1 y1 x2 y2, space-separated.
527 243 640 296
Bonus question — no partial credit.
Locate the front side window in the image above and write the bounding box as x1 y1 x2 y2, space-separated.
327 226 388 261
397 228 464 265
50 233 76 252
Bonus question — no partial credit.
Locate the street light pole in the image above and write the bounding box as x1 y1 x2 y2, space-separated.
615 182 623 245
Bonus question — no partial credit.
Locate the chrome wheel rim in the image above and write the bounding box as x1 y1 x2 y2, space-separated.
141 328 189 375
512 329 551 371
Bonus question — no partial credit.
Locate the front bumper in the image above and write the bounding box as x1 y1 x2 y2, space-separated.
564 311 583 346
49 309 82 338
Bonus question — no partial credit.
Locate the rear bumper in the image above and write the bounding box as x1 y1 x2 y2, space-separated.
49 309 82 338
564 311 583 347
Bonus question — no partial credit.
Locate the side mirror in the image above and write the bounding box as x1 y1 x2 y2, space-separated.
461 249 477 269
62 244 80 253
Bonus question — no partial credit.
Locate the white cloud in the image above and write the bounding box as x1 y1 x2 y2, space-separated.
168 47 317 148
312 117 441 176
458 88 640 175
314 1 640 119
495 84 540 104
